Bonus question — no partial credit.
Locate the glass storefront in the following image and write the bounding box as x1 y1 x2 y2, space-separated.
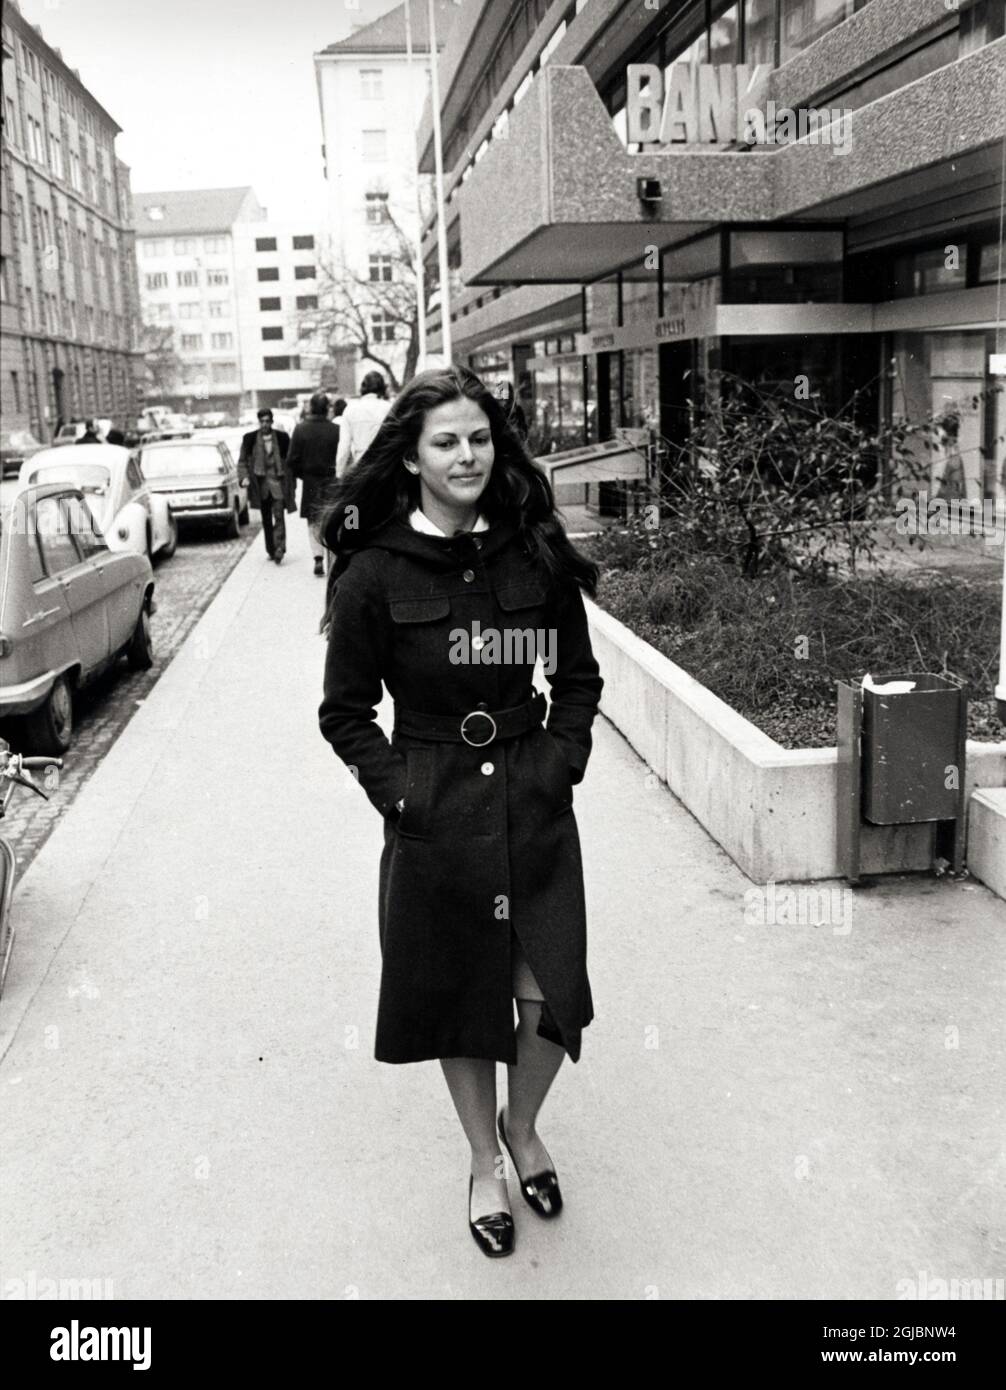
891 331 1003 503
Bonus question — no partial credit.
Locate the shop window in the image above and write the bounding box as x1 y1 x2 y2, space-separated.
779 0 859 66
709 4 740 65
976 239 1006 285
892 245 967 298
959 0 1006 55
743 0 777 65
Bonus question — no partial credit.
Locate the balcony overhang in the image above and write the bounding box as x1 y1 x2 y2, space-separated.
459 45 1005 286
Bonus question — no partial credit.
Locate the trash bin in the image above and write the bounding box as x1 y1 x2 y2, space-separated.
836 672 968 884
861 673 967 824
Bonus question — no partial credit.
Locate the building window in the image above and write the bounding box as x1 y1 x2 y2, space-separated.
892 244 968 297
10 371 21 412
261 326 283 341
211 332 233 349
155 303 172 321
48 135 64 179
977 237 1006 285
203 236 228 253
960 0 1006 54
174 238 197 254
15 194 27 242
177 270 199 287
145 272 169 290
257 267 280 281
368 253 394 283
4 96 18 142
178 303 201 319
208 301 228 318
181 334 203 350
211 362 238 384
365 191 391 224
294 264 315 280
0 257 8 303
292 234 315 250
259 297 281 311
371 311 396 344
295 295 318 310
207 269 229 286
362 129 387 162
255 237 278 252
360 69 383 99
779 0 858 66
68 150 82 191
263 356 299 371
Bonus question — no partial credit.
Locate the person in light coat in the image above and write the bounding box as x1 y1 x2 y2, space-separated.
335 370 392 477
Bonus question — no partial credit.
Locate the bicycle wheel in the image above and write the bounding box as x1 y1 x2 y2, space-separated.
0 837 16 998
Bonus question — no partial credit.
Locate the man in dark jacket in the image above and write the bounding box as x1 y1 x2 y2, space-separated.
76 419 102 444
287 393 342 576
238 408 295 564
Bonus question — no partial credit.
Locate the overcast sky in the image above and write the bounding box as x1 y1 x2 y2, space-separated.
17 0 401 219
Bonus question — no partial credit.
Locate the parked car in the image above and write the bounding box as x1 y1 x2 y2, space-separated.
137 438 249 536
18 445 177 562
0 430 45 480
0 483 155 753
51 419 114 446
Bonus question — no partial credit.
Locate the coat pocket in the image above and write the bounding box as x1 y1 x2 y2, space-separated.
538 728 574 814
396 745 434 839
389 596 451 624
495 580 547 613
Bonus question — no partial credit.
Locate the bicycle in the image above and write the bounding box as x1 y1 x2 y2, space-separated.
0 739 63 998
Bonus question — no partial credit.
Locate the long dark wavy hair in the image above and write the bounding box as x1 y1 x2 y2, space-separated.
319 365 598 632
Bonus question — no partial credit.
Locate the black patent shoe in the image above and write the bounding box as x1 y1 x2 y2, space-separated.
468 1174 515 1258
498 1108 563 1218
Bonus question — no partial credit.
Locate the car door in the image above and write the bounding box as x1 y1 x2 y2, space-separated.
34 493 110 676
63 492 137 653
12 497 72 689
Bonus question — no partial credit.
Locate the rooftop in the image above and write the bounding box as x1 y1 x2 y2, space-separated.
131 187 264 237
319 0 457 55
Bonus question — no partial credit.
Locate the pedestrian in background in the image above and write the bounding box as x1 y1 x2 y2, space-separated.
335 370 391 477
318 365 603 1260
76 419 101 444
287 392 342 577
238 408 296 564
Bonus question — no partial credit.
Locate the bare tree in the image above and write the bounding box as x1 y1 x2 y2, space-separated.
139 321 182 397
292 208 430 393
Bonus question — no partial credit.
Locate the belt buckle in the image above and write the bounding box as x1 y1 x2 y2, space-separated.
460 710 497 747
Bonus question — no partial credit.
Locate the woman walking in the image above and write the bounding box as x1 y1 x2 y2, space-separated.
287 393 344 575
318 365 603 1258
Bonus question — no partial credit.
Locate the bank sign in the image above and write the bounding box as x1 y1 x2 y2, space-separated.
626 63 852 153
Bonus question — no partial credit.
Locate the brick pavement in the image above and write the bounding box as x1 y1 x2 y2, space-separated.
0 522 261 875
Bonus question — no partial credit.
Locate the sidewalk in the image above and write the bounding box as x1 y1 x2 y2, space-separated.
1 518 1003 1300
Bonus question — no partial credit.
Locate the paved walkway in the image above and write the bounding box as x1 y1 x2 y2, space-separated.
1 519 1003 1300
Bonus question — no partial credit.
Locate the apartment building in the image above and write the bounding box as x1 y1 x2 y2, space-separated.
418 0 1005 502
231 220 326 410
132 186 264 415
314 0 458 389
1 0 143 439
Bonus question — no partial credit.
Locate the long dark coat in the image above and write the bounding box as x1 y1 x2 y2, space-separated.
287 417 340 520
318 518 604 1065
237 428 295 512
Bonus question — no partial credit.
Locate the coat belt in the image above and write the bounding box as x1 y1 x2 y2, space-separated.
394 692 546 747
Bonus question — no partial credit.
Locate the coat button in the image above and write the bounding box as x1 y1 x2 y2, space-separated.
462 568 475 583
481 762 494 776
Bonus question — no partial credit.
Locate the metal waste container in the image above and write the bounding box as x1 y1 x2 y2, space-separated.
836 672 968 883
861 673 966 824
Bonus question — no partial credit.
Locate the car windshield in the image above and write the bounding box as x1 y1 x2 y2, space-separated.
28 463 110 494
139 446 222 477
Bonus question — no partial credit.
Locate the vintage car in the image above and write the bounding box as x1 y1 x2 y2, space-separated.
51 418 115 446
18 445 177 561
0 429 46 480
137 438 248 535
0 483 155 754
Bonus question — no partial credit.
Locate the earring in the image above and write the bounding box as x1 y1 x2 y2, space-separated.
404 459 419 474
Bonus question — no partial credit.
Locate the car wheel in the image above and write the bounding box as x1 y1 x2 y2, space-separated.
159 514 178 561
126 603 154 671
21 674 74 755
225 502 240 539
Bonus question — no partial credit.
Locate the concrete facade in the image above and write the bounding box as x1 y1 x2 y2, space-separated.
1 1 143 440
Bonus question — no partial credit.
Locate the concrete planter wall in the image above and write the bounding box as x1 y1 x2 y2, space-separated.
586 600 1006 884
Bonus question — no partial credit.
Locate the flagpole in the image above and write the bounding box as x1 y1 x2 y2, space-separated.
403 0 427 373
427 0 452 363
